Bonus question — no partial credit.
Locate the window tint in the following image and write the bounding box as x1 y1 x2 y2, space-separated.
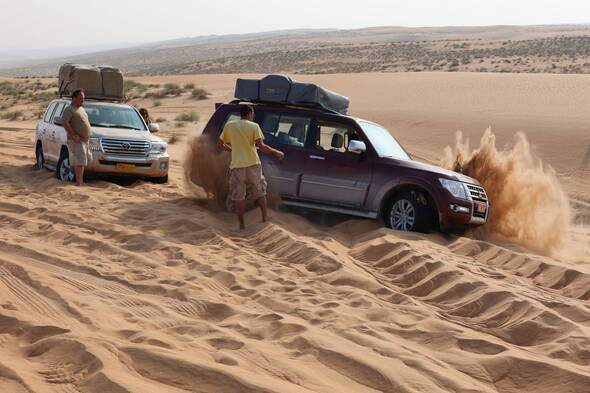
43 103 57 123
315 121 359 153
52 103 65 121
261 113 311 147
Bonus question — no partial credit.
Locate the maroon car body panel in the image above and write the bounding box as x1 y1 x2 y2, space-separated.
203 102 489 231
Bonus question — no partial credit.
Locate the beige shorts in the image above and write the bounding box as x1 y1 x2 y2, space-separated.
229 164 267 201
67 139 91 166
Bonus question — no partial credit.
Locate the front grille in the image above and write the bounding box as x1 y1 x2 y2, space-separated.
466 184 488 203
101 138 149 156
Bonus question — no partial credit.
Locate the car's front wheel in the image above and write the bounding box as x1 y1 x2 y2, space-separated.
35 145 45 170
385 191 433 233
56 151 75 182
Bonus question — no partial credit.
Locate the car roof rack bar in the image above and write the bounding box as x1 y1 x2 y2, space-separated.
228 99 341 115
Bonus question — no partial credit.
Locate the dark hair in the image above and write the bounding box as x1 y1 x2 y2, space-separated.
71 88 84 98
139 108 148 115
240 105 253 118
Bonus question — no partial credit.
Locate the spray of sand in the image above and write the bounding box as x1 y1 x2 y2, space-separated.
441 128 572 256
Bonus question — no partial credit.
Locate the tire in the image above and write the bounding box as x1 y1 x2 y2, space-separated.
35 144 45 170
148 174 168 184
56 151 75 182
384 191 433 233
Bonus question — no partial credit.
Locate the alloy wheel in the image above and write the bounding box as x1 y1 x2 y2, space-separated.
390 199 416 231
59 157 75 182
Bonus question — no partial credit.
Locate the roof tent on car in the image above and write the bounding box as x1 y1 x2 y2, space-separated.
234 74 349 115
58 63 124 101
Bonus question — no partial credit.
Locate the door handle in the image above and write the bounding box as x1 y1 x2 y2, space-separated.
309 155 325 160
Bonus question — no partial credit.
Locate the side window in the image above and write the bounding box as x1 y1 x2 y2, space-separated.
261 113 311 147
52 103 65 121
43 103 57 123
316 121 359 153
220 112 240 133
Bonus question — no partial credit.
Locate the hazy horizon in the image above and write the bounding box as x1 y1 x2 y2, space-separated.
2 0 590 53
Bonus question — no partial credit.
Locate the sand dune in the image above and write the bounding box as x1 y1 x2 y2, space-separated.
0 72 589 393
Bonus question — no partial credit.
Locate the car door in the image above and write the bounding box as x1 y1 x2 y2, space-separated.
299 118 372 207
46 102 66 160
39 103 57 160
257 111 312 198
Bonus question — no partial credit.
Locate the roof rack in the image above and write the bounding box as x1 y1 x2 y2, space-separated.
228 99 342 115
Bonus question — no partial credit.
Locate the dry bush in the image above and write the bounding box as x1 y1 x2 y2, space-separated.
174 112 199 122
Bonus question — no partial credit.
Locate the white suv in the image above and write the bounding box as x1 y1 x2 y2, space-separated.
35 99 169 183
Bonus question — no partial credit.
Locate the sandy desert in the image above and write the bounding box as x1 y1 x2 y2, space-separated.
0 72 589 393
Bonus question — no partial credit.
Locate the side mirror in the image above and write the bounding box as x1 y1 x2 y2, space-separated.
149 123 160 133
348 140 366 154
53 116 63 126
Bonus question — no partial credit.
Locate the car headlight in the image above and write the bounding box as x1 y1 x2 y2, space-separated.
149 141 167 154
439 178 468 199
88 137 101 151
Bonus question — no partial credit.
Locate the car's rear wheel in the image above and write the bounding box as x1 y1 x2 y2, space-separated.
56 151 75 182
35 145 45 170
385 191 433 233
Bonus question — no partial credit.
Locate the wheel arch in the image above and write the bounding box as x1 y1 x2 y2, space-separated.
380 183 440 230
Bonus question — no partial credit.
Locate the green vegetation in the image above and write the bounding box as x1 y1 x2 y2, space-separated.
174 112 199 122
0 111 24 120
190 88 210 100
153 100 162 107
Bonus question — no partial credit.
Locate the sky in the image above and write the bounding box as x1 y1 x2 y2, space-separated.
1 0 590 52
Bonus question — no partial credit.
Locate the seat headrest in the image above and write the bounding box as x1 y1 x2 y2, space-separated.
331 133 344 148
288 123 305 140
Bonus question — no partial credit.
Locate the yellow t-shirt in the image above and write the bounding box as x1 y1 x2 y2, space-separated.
220 119 264 169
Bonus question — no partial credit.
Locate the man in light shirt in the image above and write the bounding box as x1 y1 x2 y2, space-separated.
62 89 92 186
217 105 284 229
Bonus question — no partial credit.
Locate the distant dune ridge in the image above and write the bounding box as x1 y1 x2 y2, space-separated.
2 24 590 77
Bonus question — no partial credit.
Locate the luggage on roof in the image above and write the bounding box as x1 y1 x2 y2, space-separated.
234 74 349 114
58 63 124 101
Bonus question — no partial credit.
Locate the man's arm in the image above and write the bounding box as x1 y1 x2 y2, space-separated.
256 139 284 160
217 139 232 152
63 122 80 142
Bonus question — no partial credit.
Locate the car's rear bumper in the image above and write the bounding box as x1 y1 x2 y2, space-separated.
86 151 169 177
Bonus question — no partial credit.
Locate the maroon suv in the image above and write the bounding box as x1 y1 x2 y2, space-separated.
202 101 489 232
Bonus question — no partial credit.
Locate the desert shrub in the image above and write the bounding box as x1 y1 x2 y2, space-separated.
190 88 210 100
31 91 56 102
168 135 179 144
124 80 149 95
175 112 199 122
184 83 195 89
155 117 166 123
153 100 162 107
0 110 24 120
174 122 186 128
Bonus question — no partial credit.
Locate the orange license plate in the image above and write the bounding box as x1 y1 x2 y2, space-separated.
116 163 135 171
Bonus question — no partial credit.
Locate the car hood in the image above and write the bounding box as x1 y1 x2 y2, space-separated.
383 157 481 185
90 127 163 143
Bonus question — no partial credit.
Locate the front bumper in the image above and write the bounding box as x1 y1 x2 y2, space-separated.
439 194 490 231
86 151 169 177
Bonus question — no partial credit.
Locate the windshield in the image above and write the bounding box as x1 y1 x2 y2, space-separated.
84 104 146 131
359 121 410 160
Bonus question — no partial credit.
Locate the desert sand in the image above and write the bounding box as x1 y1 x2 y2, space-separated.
0 72 589 393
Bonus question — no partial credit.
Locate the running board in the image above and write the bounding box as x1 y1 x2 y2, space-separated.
282 199 378 219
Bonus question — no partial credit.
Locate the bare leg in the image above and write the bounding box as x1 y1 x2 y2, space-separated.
234 199 246 229
74 165 84 186
257 196 268 223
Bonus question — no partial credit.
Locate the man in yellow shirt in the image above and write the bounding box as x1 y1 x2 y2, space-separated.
217 105 284 229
